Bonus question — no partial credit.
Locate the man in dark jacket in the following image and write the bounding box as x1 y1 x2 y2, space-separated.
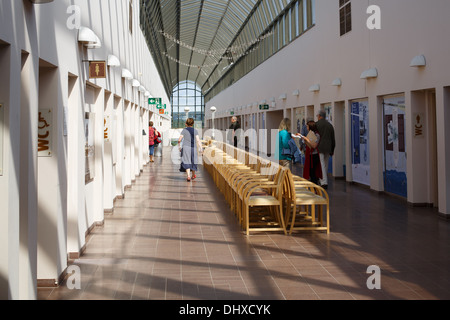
229 116 241 147
316 110 336 189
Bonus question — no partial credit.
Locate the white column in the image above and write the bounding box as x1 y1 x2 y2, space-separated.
123 101 132 188
115 98 125 198
0 43 14 300
103 92 114 212
19 51 39 299
93 88 105 224
344 100 353 183
67 75 84 259
37 62 66 286
369 95 384 192
436 87 450 217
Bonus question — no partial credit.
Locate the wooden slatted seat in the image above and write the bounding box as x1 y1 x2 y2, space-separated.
284 171 330 234
240 166 288 236
202 141 331 236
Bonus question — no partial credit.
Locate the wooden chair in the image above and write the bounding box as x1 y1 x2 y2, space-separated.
240 166 288 236
283 171 330 234
233 162 279 226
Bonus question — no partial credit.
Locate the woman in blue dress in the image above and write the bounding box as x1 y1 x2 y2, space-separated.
178 118 203 181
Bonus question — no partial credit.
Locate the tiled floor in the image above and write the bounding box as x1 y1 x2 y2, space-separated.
38 147 450 300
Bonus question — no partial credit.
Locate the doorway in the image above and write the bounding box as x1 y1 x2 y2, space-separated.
382 95 407 198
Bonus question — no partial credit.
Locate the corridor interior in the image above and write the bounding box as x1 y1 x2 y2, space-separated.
38 147 450 300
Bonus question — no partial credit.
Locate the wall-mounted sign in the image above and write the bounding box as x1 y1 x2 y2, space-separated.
85 112 95 183
89 61 106 79
413 113 425 138
0 103 4 175
148 98 162 105
38 109 53 157
104 115 110 141
156 104 166 110
159 109 165 115
259 104 269 110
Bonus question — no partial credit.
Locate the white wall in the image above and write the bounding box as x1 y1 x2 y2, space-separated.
206 0 450 216
0 0 171 299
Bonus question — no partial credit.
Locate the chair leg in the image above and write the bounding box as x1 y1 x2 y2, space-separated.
326 205 330 234
289 204 297 235
244 205 250 236
277 205 287 235
284 199 292 227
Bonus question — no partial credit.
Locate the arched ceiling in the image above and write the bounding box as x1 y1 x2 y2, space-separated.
140 0 292 98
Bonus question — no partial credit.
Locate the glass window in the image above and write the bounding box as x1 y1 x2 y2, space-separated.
171 80 205 128
205 0 316 103
297 0 304 34
339 0 352 36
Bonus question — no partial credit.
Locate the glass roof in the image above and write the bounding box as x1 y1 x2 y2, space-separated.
140 0 292 97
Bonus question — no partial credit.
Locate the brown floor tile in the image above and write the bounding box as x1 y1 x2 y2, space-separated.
38 148 450 301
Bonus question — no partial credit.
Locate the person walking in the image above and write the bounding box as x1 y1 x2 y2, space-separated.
277 118 292 170
148 121 159 163
178 118 203 182
299 121 322 185
315 110 335 189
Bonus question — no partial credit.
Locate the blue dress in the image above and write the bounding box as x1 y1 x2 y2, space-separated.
180 127 199 172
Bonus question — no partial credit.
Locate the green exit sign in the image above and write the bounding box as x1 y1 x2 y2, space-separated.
259 104 269 110
149 98 162 105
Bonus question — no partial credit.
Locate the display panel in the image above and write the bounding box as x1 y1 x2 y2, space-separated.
383 95 407 197
351 100 370 186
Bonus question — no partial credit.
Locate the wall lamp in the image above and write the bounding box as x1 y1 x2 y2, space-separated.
121 68 133 80
78 27 101 49
332 78 342 86
107 55 121 67
309 84 320 92
410 55 426 67
361 68 378 79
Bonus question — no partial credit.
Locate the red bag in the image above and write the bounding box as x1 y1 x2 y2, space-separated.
154 131 162 144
